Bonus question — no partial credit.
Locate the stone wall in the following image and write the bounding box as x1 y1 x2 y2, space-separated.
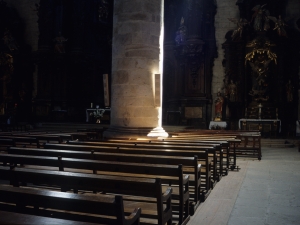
5 0 39 51
211 0 239 119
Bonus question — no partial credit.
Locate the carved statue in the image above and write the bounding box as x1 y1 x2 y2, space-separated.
214 91 224 121
249 55 272 85
228 18 249 40
245 38 277 101
175 17 186 45
251 4 270 31
227 80 238 102
269 15 288 37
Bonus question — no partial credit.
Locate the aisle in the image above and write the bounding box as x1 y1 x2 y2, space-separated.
188 145 300 225
228 146 300 225
188 159 250 225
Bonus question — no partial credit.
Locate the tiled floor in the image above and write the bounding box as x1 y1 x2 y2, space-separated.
188 145 300 225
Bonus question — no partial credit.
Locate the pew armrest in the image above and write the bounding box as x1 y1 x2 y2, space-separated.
125 207 141 225
162 187 172 202
197 164 202 172
183 174 189 185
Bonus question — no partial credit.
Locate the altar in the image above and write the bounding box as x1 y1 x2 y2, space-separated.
239 118 281 136
209 121 228 130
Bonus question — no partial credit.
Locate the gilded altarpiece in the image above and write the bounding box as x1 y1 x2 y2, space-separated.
222 0 300 134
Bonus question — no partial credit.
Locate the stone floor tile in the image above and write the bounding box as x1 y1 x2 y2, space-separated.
228 216 267 225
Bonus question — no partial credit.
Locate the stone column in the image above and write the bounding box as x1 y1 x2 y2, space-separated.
104 0 168 138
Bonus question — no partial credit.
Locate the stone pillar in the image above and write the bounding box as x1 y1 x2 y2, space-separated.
104 0 168 138
212 0 238 95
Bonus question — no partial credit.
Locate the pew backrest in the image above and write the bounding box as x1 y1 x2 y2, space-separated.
7 146 200 211
0 166 172 225
0 185 141 225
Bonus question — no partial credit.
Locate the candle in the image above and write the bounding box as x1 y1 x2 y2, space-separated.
91 103 93 108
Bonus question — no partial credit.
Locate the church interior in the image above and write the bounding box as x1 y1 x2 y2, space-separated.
0 0 299 136
0 0 300 224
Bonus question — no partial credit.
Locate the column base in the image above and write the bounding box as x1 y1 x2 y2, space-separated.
147 127 169 138
103 126 169 139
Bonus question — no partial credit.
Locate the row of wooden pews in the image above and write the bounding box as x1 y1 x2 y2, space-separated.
168 129 261 160
42 137 236 222
45 141 213 203
0 130 144 225
1 149 187 224
0 130 173 225
0 128 261 225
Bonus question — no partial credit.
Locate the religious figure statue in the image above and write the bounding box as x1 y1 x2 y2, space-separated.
269 15 288 37
248 55 272 86
54 32 68 53
227 80 238 102
228 18 249 40
251 4 270 31
175 17 186 45
286 80 294 102
214 91 224 121
245 38 277 101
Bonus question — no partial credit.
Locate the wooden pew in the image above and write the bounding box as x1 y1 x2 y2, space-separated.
0 130 97 145
138 138 231 176
170 130 261 160
0 210 100 225
0 166 172 225
0 138 15 151
7 146 200 217
0 131 87 144
77 128 105 139
102 139 225 181
165 135 242 170
173 129 260 136
12 134 64 144
0 185 141 225
66 140 219 189
234 134 261 160
161 137 239 171
0 132 71 143
44 142 212 197
0 153 190 225
44 143 212 202
0 136 40 148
